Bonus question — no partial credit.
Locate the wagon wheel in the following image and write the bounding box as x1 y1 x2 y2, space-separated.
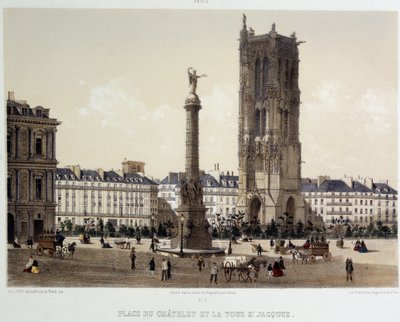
224 262 232 282
309 255 316 262
36 244 44 256
323 252 332 262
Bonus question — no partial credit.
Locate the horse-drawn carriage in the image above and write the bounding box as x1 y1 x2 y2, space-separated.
303 243 332 262
36 233 58 257
274 239 290 255
223 256 267 282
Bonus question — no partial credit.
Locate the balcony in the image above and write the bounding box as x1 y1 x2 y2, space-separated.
326 211 352 216
326 202 352 207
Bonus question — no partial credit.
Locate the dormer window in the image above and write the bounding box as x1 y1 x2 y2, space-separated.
64 174 68 179
207 180 212 187
36 109 42 117
22 108 28 116
89 176 93 180
56 174 61 180
70 175 75 180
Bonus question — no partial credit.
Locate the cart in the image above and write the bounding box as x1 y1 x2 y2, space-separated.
303 243 332 262
36 233 59 257
274 239 289 255
223 256 264 282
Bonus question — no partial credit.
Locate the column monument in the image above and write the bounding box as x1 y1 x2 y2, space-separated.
163 68 224 257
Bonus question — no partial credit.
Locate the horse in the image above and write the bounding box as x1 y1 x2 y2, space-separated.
62 242 77 259
291 248 308 264
243 257 268 282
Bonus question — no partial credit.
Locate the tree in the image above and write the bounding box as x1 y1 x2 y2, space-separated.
73 225 85 235
119 224 128 236
269 219 279 238
105 221 115 236
127 227 136 238
63 219 73 234
295 221 305 239
345 226 353 238
391 222 398 238
157 223 167 237
97 218 104 234
140 225 151 238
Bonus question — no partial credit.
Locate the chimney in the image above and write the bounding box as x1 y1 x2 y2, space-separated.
343 176 353 189
67 165 81 179
365 178 373 189
8 91 15 101
97 168 104 180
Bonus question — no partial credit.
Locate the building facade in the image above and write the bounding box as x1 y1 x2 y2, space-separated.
158 167 239 222
7 92 60 242
302 176 397 225
55 161 158 231
237 18 305 225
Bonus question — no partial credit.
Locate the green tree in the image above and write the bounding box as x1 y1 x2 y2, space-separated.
97 218 104 234
105 221 115 236
127 227 136 238
391 222 397 238
64 219 73 234
119 224 128 236
345 226 353 238
295 221 305 238
140 225 151 238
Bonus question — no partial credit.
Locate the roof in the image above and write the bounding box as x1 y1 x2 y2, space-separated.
56 167 157 185
56 168 76 180
302 179 397 195
351 181 372 193
372 183 397 195
317 180 352 193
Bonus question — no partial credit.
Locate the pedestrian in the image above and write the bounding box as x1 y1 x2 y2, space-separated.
27 236 33 249
100 235 104 246
149 257 155 277
31 259 41 274
256 244 262 256
125 237 131 249
130 248 136 270
167 259 172 279
279 256 286 273
150 240 155 253
345 258 354 282
270 239 274 250
197 256 205 271
210 262 218 284
13 236 21 248
23 256 34 273
266 263 273 278
161 258 168 281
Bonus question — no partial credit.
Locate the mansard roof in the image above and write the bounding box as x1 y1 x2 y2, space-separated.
160 173 181 185
351 181 372 193
81 170 100 181
220 175 239 188
56 168 76 180
125 173 158 186
373 183 397 195
301 182 318 193
317 180 352 193
301 179 396 195
200 174 221 188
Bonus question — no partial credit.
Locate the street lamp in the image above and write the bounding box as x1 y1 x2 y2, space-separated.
180 215 184 257
227 214 232 255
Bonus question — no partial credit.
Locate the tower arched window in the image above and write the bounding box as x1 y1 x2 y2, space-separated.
255 59 261 98
262 57 269 96
254 109 261 137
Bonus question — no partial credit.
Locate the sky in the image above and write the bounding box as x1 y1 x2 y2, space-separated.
3 9 398 187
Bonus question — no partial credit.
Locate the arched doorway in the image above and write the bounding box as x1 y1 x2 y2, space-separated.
8 213 15 244
286 197 296 223
249 197 262 221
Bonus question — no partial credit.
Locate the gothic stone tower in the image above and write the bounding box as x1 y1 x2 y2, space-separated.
237 17 305 225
